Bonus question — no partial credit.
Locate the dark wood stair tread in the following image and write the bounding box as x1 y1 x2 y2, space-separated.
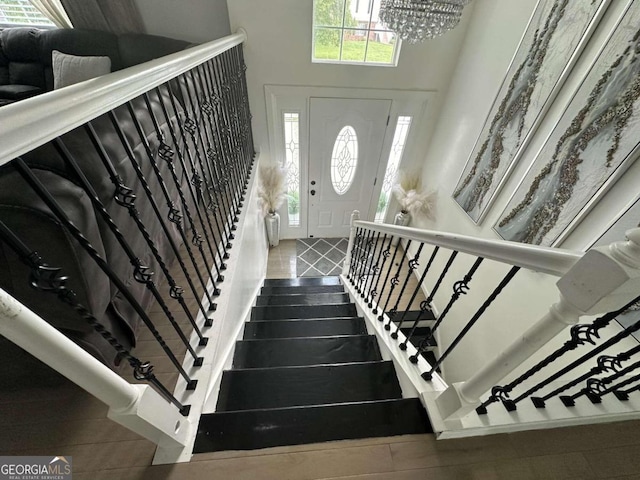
256 292 350 306
243 318 367 339
216 361 402 411
194 398 432 453
251 303 357 320
264 277 341 287
233 336 382 368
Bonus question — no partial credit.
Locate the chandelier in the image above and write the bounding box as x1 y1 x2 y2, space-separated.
379 0 472 44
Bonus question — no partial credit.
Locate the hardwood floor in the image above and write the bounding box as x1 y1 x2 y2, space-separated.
1 240 640 479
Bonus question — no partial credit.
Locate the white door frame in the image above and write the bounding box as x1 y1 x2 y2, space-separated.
265 85 435 239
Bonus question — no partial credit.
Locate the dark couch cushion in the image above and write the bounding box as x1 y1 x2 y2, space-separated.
8 62 45 89
0 47 8 84
39 28 122 68
0 84 43 100
0 28 40 62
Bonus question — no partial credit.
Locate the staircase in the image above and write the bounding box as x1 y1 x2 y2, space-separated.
194 276 432 452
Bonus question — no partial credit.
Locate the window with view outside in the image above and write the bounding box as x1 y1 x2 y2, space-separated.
375 116 412 222
0 0 54 27
283 113 301 227
313 0 400 66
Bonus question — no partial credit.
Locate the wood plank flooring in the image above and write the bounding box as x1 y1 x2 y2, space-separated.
1 239 639 479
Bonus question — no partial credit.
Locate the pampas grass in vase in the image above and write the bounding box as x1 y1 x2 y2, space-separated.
257 162 287 247
392 168 437 223
257 163 287 215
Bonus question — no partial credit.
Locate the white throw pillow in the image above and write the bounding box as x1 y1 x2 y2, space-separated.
52 50 111 89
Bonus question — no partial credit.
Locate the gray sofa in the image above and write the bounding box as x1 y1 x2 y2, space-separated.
0 28 198 366
0 27 190 105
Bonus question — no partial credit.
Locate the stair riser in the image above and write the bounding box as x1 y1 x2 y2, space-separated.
233 336 382 368
261 285 345 295
256 293 350 306
251 304 357 320
194 399 432 452
264 277 341 287
243 319 367 339
216 361 402 411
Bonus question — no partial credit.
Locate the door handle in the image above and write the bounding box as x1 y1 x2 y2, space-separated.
310 189 316 196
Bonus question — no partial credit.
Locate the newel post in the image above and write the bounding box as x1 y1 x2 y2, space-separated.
435 228 640 423
342 210 360 276
0 288 192 448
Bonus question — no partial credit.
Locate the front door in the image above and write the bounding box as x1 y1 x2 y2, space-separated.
308 97 391 238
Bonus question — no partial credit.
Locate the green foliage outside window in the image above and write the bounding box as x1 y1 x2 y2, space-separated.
314 0 357 47
287 191 300 215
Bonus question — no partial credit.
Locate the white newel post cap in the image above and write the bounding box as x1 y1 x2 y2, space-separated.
557 227 640 315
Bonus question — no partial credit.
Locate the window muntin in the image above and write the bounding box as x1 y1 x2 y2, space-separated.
283 113 301 227
331 125 358 195
312 0 400 66
375 116 412 222
0 1 54 27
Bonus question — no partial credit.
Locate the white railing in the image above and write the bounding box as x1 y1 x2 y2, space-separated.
0 29 247 166
0 29 259 461
343 211 640 435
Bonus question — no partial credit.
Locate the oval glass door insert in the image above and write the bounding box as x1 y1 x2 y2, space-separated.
330 126 358 195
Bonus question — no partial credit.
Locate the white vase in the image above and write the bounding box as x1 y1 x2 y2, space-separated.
392 211 410 246
265 211 280 247
394 210 411 226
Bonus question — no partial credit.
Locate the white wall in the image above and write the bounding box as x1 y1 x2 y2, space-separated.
135 0 231 43
414 0 640 385
227 0 473 158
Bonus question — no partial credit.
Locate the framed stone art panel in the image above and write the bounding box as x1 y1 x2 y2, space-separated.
453 0 610 224
494 1 640 246
588 194 640 249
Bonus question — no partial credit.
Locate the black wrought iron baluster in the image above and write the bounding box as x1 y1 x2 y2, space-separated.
407 250 459 358
154 85 223 294
0 220 192 415
182 70 233 260
399 246 439 355
191 65 235 247
359 232 380 298
53 137 206 364
410 254 479 356
379 240 412 325
194 63 238 241
12 158 197 389
394 246 440 344
165 80 226 284
197 63 238 229
347 228 363 284
562 351 640 406
384 243 423 332
124 101 214 335
172 73 228 270
225 49 246 185
535 344 640 407
369 236 392 309
209 56 243 216
141 92 216 319
356 230 375 295
220 52 247 202
476 294 640 413
363 233 386 302
373 238 402 315
225 48 250 193
230 46 251 171
422 266 521 381
237 45 256 160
